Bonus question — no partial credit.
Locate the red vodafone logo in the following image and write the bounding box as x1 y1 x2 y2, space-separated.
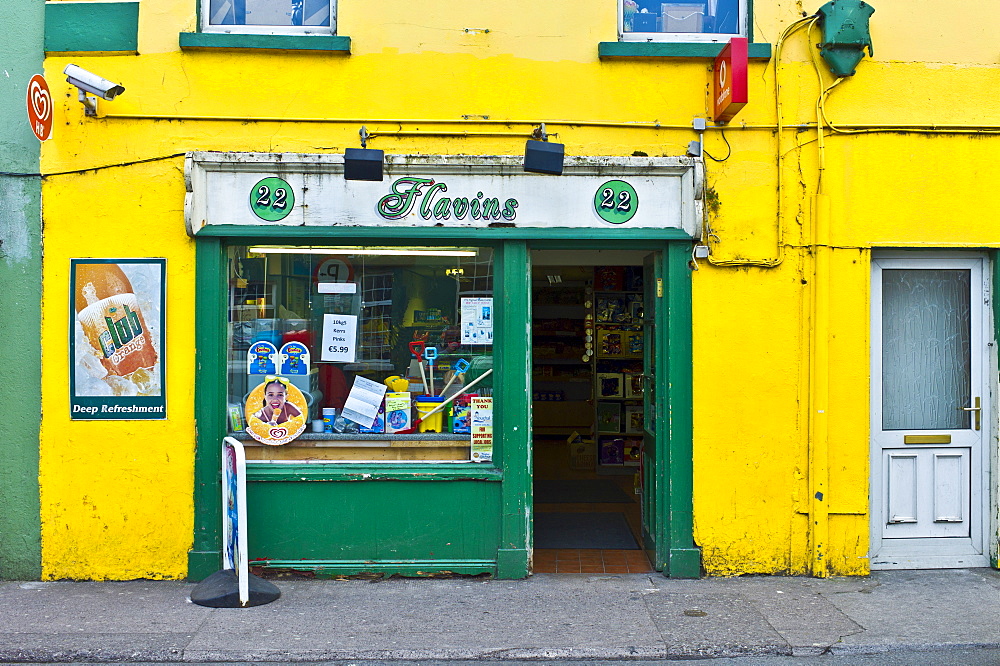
715 60 730 107
27 74 53 142
712 38 748 123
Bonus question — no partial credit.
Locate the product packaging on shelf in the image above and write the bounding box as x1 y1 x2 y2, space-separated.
359 398 386 433
385 391 412 433
451 395 475 434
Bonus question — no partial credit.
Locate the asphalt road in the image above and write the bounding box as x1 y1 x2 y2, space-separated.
5 651 999 665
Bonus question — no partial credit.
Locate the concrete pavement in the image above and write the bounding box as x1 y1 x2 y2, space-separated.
2 568 1000 662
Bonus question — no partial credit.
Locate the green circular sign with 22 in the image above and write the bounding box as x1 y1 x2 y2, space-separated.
594 180 639 224
250 177 294 222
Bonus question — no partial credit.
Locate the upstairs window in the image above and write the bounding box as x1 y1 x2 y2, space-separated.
203 0 335 34
621 0 745 42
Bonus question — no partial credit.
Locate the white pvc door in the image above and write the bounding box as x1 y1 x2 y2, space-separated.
870 253 991 569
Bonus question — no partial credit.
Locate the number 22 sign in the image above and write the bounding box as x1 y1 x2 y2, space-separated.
594 180 639 225
249 177 295 222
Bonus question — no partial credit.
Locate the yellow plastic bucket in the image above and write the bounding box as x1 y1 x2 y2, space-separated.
415 396 446 433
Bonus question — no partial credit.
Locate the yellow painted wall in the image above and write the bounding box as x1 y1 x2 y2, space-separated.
40 161 194 580
40 0 1000 578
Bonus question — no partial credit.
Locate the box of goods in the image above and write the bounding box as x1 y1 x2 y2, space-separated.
385 392 412 433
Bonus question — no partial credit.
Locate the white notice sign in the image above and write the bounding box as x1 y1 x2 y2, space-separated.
461 297 494 346
341 375 388 428
321 314 357 362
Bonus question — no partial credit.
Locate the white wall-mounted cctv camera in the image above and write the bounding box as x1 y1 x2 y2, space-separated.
64 64 125 116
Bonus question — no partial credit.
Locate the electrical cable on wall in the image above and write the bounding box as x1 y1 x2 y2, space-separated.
0 152 187 178
706 13 818 268
703 126 731 162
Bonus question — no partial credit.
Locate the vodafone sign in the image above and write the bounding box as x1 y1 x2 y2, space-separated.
713 38 748 123
26 74 53 142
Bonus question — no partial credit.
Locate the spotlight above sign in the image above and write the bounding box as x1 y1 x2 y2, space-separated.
713 37 748 124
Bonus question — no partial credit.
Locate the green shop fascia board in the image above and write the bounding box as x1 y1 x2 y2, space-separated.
45 1 138 54
599 41 772 60
179 32 351 53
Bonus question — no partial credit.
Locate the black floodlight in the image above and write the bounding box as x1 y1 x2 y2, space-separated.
344 126 384 181
524 124 564 175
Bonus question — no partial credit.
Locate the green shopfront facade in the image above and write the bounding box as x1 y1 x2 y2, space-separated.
186 152 700 580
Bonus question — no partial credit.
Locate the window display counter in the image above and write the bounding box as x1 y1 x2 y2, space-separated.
234 432 471 461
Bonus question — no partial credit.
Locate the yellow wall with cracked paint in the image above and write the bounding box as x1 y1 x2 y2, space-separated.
39 0 1000 578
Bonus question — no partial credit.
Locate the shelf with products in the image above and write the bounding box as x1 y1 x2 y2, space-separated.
593 293 643 326
531 273 594 436
594 323 643 359
534 330 583 338
532 347 586 365
588 266 646 473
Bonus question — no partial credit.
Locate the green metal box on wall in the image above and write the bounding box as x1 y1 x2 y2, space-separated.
816 0 875 77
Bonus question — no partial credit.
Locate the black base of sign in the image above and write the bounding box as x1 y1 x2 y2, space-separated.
190 568 280 608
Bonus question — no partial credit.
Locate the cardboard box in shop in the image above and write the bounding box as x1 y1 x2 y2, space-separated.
567 431 597 470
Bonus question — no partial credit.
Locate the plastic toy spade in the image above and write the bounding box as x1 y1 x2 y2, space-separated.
438 358 470 397
397 369 493 434
408 341 428 391
384 375 409 392
424 346 438 395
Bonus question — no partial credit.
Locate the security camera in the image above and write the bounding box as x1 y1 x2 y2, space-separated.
63 64 125 101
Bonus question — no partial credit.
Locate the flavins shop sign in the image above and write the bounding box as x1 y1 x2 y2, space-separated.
187 153 698 235
374 177 638 224
377 177 519 222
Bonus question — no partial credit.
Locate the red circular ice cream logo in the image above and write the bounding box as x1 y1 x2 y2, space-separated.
269 427 288 439
27 74 52 142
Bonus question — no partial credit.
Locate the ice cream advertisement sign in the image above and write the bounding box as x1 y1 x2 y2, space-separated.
70 259 166 420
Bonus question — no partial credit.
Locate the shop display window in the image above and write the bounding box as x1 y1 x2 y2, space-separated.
203 0 335 33
226 245 494 463
621 0 745 41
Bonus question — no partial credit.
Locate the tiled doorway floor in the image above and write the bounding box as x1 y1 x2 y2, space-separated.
533 549 653 573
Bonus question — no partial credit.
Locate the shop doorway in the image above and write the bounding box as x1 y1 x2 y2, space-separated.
529 249 658 574
870 252 992 569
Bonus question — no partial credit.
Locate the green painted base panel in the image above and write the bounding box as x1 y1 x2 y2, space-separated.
668 548 702 578
254 559 496 577
246 480 502 564
496 548 529 579
187 550 223 582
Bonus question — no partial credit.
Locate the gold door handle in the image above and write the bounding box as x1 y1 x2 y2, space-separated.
961 397 981 431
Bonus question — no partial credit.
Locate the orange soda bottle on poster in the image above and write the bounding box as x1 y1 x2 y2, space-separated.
75 263 158 378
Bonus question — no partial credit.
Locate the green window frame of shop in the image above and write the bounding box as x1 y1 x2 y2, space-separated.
189 228 697 581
